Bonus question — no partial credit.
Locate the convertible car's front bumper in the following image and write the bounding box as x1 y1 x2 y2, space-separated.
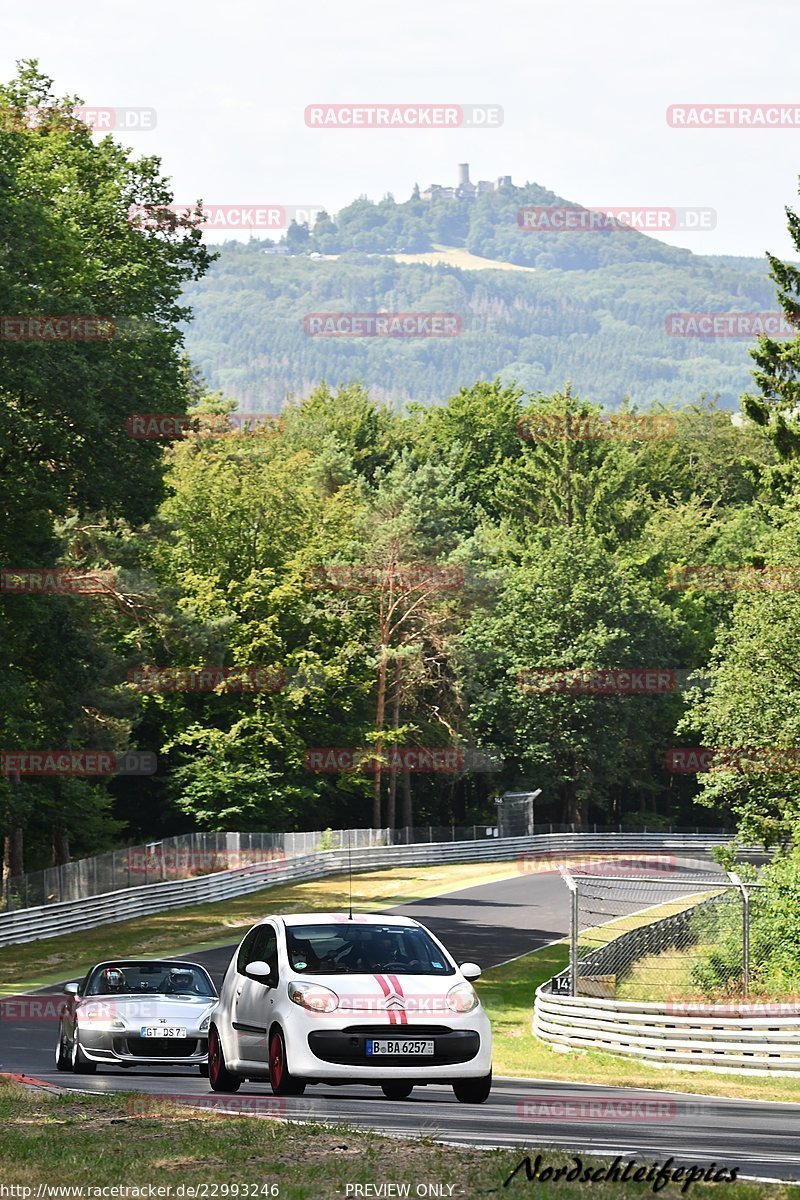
78 1029 208 1066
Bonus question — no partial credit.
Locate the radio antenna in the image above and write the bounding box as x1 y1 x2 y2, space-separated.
347 829 353 920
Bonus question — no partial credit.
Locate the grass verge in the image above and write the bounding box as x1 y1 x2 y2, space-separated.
480 945 800 1104
0 860 521 994
0 1078 793 1197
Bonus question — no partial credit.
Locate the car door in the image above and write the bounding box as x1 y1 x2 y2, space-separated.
233 923 279 1069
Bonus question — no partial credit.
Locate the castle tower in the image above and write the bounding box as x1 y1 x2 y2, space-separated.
458 163 470 187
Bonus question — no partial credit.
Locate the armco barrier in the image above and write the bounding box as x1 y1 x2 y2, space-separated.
533 987 800 1077
0 833 731 948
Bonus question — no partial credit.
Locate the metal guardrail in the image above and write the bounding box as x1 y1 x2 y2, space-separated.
0 832 732 948
2 821 717 911
533 986 800 1076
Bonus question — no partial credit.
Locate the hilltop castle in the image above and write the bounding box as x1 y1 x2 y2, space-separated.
418 163 512 202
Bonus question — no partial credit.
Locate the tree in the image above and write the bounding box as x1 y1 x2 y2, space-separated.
0 61 211 873
461 529 686 824
679 506 800 846
419 379 526 519
742 185 800 462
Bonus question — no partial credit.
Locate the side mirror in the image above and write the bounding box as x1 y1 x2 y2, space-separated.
460 962 482 982
64 982 80 996
245 960 273 983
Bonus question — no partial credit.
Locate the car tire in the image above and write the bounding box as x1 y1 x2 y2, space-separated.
198 1062 209 1077
55 1028 71 1071
452 1071 492 1104
380 1082 414 1100
71 1033 97 1075
208 1025 241 1093
268 1027 306 1097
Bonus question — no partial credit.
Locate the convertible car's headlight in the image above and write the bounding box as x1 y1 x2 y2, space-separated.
288 982 339 1013
108 1019 127 1030
446 983 479 1013
199 1014 211 1032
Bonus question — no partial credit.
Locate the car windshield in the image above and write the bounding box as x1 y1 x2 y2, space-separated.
285 924 455 975
85 961 215 997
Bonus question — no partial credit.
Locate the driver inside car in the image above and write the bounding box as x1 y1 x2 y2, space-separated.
101 967 126 993
372 933 421 971
165 969 196 994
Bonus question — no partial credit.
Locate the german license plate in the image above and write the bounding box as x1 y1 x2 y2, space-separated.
140 1026 187 1038
366 1039 434 1055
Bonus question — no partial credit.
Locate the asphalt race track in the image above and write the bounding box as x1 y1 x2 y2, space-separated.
3 857 799 1183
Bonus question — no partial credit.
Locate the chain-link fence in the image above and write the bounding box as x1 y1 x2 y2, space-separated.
553 866 768 1001
496 791 541 837
3 824 503 911
1 818 726 913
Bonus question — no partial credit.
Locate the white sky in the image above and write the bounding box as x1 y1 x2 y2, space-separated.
2 0 799 258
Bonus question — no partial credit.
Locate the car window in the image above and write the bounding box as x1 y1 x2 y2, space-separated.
85 961 215 996
236 928 260 975
285 924 455 975
237 924 278 978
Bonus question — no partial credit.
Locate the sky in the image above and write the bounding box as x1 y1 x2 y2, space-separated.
1 0 799 258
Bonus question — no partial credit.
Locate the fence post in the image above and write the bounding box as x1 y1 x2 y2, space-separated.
561 870 578 998
728 871 749 997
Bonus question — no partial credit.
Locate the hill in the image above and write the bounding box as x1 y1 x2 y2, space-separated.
181 179 777 409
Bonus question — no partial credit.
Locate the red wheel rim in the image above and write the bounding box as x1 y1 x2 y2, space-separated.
270 1034 283 1088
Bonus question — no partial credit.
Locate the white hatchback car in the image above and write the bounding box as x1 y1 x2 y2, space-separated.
209 912 492 1103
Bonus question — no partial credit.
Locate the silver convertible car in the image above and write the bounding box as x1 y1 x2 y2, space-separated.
55 959 218 1075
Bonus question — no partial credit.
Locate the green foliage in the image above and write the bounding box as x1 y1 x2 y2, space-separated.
679 504 800 845
0 61 211 866
691 852 800 996
182 193 774 409
6 61 800 869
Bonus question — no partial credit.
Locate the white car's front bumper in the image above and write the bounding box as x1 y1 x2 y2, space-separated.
283 1010 492 1080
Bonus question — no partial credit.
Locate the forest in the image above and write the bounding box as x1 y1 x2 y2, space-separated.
183 191 774 409
3 63 800 885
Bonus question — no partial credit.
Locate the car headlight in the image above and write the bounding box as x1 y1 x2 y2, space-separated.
109 1019 126 1030
288 982 339 1013
199 1014 211 1032
446 983 479 1013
